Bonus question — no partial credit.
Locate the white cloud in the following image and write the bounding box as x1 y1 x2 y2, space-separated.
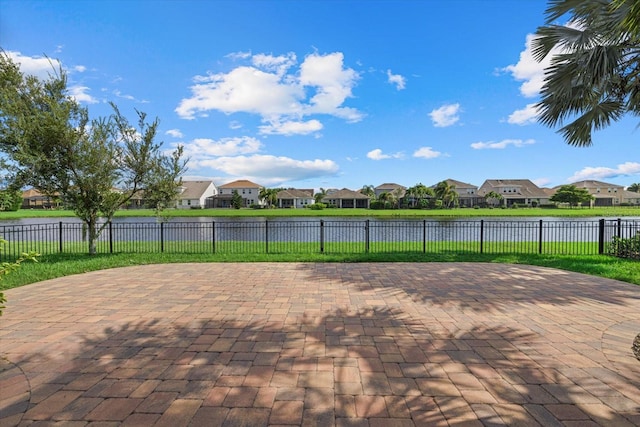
259 119 323 136
194 154 339 186
413 147 443 159
366 148 403 160
567 162 640 182
507 103 539 125
74 65 87 73
165 129 183 138
68 85 99 104
6 50 62 80
176 51 363 131
229 121 243 130
429 103 460 127
502 33 560 98
252 52 296 76
180 136 262 158
471 139 535 149
387 69 406 90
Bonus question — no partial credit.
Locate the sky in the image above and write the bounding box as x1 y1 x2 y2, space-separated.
1 0 638 191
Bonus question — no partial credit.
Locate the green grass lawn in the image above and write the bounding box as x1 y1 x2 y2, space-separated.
1 251 638 291
2 205 640 219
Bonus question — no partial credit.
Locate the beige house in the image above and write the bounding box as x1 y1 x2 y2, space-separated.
569 180 629 206
323 188 371 208
478 179 551 207
210 179 263 208
21 188 60 209
277 189 314 208
176 181 217 209
440 179 483 207
374 183 406 199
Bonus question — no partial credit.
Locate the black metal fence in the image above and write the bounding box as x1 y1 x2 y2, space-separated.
0 219 638 260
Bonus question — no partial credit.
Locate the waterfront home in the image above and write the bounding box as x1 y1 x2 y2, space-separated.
176 181 217 209
478 179 551 207
323 188 371 208
276 189 315 208
210 179 263 208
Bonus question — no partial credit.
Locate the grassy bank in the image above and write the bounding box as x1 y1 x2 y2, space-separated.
1 251 638 291
2 205 640 220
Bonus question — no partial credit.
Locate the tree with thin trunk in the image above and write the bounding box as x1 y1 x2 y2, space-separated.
360 185 375 198
484 191 504 207
434 181 458 208
533 0 640 147
0 52 186 255
314 188 327 204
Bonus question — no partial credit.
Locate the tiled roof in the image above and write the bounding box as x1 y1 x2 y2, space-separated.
218 179 262 189
277 189 314 199
179 181 214 199
325 188 371 199
478 179 548 198
375 183 406 191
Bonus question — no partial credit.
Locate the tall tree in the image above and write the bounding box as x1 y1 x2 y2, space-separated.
0 52 186 254
434 181 458 208
533 0 640 147
231 190 242 209
359 185 375 198
259 187 279 208
484 191 504 207
405 183 433 208
628 183 640 192
550 184 594 207
314 188 327 204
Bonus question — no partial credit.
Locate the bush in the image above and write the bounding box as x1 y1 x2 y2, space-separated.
608 232 640 260
308 203 326 210
539 204 558 209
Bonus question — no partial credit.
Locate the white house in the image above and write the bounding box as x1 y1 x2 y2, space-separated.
176 181 217 209
277 189 315 208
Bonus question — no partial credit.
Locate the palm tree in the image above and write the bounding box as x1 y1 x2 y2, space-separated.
360 185 375 198
484 191 504 207
533 0 640 147
434 181 458 209
405 183 433 208
628 183 640 192
259 187 279 208
314 187 327 204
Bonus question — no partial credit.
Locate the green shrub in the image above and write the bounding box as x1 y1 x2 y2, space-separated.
308 203 326 210
608 232 640 260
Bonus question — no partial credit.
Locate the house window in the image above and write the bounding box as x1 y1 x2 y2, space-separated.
187 200 191 206
242 189 245 194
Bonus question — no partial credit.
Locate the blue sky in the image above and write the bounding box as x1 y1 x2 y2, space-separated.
2 0 638 191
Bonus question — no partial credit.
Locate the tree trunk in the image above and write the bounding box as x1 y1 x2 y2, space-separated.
87 218 98 255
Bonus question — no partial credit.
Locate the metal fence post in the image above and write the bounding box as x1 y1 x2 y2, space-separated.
617 218 621 238
212 221 216 253
598 218 605 254
423 220 426 253
538 219 543 254
59 221 63 253
265 220 269 254
320 220 324 253
479 220 484 254
365 219 370 253
160 222 164 253
109 221 113 254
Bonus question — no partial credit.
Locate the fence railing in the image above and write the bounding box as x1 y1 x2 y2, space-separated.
0 219 638 260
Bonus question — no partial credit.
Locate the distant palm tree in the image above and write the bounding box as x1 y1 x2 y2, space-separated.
628 183 640 193
484 191 503 207
434 181 458 208
259 187 279 208
405 183 434 208
360 185 375 198
314 188 327 204
533 0 640 147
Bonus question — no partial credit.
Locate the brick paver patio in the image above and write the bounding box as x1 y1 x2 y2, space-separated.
0 262 638 426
